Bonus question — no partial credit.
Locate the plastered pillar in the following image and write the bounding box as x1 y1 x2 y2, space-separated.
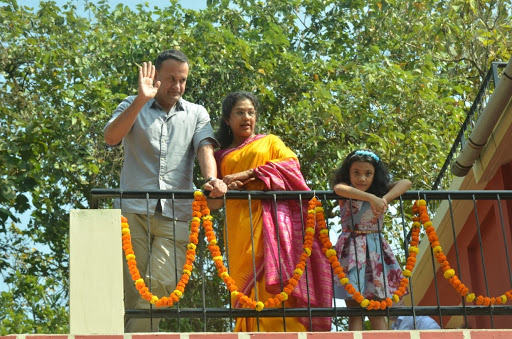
69 209 124 334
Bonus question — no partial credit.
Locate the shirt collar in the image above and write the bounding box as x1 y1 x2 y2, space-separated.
151 98 185 112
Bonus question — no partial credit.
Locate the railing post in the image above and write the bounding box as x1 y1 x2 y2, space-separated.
69 209 124 334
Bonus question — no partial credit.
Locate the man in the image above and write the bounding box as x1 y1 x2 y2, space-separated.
104 49 226 332
391 315 441 330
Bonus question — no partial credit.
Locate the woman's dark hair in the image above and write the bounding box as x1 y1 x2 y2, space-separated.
331 149 390 197
216 91 260 149
155 49 189 70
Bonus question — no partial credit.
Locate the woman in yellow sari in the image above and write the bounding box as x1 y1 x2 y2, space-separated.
211 92 332 332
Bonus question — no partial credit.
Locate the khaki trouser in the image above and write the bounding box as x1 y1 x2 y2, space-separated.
123 208 189 333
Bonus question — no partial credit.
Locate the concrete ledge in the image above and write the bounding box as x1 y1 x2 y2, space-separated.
3 329 512 339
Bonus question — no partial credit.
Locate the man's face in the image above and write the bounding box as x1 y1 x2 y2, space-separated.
155 59 189 107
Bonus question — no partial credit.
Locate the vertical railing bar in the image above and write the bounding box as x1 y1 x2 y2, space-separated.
496 194 512 289
222 195 234 331
425 196 444 328
347 198 365 328
376 216 390 327
146 193 154 330
247 194 260 331
328 193 340 332
429 246 444 328
298 193 313 330
271 193 287 332
399 196 416 328
492 62 501 87
447 195 468 327
200 223 207 331
170 193 181 331
472 195 494 328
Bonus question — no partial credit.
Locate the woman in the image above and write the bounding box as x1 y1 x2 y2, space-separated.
212 91 332 332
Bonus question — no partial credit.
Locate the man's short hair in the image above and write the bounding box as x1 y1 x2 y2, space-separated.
155 49 189 70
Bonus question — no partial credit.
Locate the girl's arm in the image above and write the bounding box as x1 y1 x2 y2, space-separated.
382 179 412 204
334 182 377 201
334 182 386 213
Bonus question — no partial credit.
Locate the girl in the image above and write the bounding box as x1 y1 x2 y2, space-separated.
332 149 411 331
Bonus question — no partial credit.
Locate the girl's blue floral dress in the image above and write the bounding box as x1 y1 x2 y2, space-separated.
334 200 404 299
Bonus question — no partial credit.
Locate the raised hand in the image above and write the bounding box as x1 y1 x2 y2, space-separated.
138 61 160 100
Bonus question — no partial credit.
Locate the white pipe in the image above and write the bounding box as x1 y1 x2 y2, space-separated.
452 57 512 177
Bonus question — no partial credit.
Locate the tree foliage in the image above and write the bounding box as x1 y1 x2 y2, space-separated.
0 0 511 333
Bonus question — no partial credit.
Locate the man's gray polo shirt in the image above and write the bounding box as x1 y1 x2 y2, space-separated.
105 96 218 220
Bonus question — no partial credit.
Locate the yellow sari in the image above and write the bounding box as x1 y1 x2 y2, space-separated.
215 134 332 332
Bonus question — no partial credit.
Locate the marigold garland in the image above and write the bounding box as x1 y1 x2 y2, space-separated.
196 190 315 311
121 213 199 307
121 190 316 311
313 196 399 310
413 199 512 306
121 194 512 310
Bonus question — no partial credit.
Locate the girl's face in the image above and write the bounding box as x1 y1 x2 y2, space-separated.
349 161 375 192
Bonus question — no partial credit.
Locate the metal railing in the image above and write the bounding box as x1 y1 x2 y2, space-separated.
91 189 512 331
431 62 508 191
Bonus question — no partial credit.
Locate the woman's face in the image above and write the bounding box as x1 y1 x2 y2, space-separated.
226 98 257 141
349 161 375 192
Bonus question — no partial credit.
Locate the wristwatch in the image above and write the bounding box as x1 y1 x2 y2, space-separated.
204 177 217 185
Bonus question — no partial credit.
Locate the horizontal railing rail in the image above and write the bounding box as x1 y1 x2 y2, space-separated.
90 189 512 331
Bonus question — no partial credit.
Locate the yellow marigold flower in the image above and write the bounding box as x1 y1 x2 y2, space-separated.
194 191 203 197
213 256 223 262
150 295 158 304
466 293 476 302
392 294 400 303
280 292 289 301
255 301 265 311
221 272 229 279
203 215 213 221
444 269 455 279
191 217 201 223
418 200 426 206
325 249 337 258
173 290 183 298
305 227 315 234
308 209 315 214
403 269 411 277
424 221 433 228
320 229 329 235
412 221 421 228
126 254 136 261
360 299 370 308
433 246 443 254
121 222 129 228
122 228 130 235
315 207 324 213
304 248 312 256
231 291 239 298
183 269 191 276
408 246 419 254
340 278 349 285
136 278 144 284
501 295 507 303
294 268 303 276
187 243 197 250
209 239 217 246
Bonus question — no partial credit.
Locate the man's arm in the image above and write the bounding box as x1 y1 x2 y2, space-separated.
104 62 160 146
197 144 227 199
